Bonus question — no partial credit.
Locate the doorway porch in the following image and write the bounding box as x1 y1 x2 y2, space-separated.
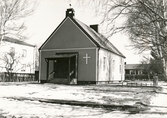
45 53 78 84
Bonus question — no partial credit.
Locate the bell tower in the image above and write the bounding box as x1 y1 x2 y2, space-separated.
66 8 75 18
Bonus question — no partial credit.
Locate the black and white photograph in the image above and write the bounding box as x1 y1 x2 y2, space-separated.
0 0 167 117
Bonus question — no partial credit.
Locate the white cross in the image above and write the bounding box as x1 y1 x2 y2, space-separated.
83 54 91 64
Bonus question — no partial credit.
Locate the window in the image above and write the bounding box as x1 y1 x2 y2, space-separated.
112 60 115 71
21 64 26 72
9 47 15 57
22 49 27 57
138 70 143 75
119 65 122 73
103 57 106 71
125 70 130 74
130 70 136 75
10 47 15 53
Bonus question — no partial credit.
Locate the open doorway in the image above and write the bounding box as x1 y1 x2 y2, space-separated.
46 53 78 84
54 58 69 78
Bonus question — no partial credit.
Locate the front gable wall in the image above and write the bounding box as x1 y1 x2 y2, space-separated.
41 18 96 50
39 48 97 82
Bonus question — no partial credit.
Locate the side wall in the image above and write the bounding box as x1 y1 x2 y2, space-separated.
97 49 124 83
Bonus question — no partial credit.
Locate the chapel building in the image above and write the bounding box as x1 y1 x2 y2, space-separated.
39 8 125 84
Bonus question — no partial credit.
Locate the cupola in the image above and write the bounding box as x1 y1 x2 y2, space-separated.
66 8 75 18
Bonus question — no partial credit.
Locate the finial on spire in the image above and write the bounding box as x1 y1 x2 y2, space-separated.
69 4 72 8
66 5 75 18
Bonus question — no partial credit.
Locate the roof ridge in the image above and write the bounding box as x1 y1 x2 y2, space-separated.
74 18 125 58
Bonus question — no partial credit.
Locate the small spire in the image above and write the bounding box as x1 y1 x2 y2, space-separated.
69 4 72 8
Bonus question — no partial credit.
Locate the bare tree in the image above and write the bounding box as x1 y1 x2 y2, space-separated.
0 0 36 46
0 49 23 81
77 0 167 79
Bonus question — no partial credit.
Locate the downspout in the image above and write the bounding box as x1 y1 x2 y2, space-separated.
39 50 41 83
45 58 49 82
33 46 37 74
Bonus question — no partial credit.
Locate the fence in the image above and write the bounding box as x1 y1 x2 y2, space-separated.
0 72 36 82
125 74 166 81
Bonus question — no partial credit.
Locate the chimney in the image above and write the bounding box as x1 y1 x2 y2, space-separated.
90 24 98 33
66 8 75 18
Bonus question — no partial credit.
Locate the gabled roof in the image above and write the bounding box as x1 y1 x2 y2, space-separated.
3 36 35 47
73 19 125 58
125 64 148 70
39 16 125 58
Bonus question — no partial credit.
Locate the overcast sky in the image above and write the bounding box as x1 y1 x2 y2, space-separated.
25 0 149 64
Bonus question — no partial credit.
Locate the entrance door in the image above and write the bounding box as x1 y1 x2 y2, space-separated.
46 54 78 84
54 58 69 78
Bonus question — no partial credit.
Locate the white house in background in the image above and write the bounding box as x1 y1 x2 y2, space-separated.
0 36 36 74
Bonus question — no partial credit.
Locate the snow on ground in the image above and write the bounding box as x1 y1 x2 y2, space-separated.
0 83 145 105
0 98 112 118
148 83 167 115
0 82 167 118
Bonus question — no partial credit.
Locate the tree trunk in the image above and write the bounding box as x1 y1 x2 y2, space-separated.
163 0 167 80
165 59 167 80
0 26 4 47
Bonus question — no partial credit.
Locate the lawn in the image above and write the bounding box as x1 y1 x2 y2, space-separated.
0 82 165 118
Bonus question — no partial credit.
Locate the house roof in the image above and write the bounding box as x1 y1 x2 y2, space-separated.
125 64 147 70
3 36 35 47
73 19 125 58
39 15 125 58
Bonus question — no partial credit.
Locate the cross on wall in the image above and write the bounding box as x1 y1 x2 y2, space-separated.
83 54 91 64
